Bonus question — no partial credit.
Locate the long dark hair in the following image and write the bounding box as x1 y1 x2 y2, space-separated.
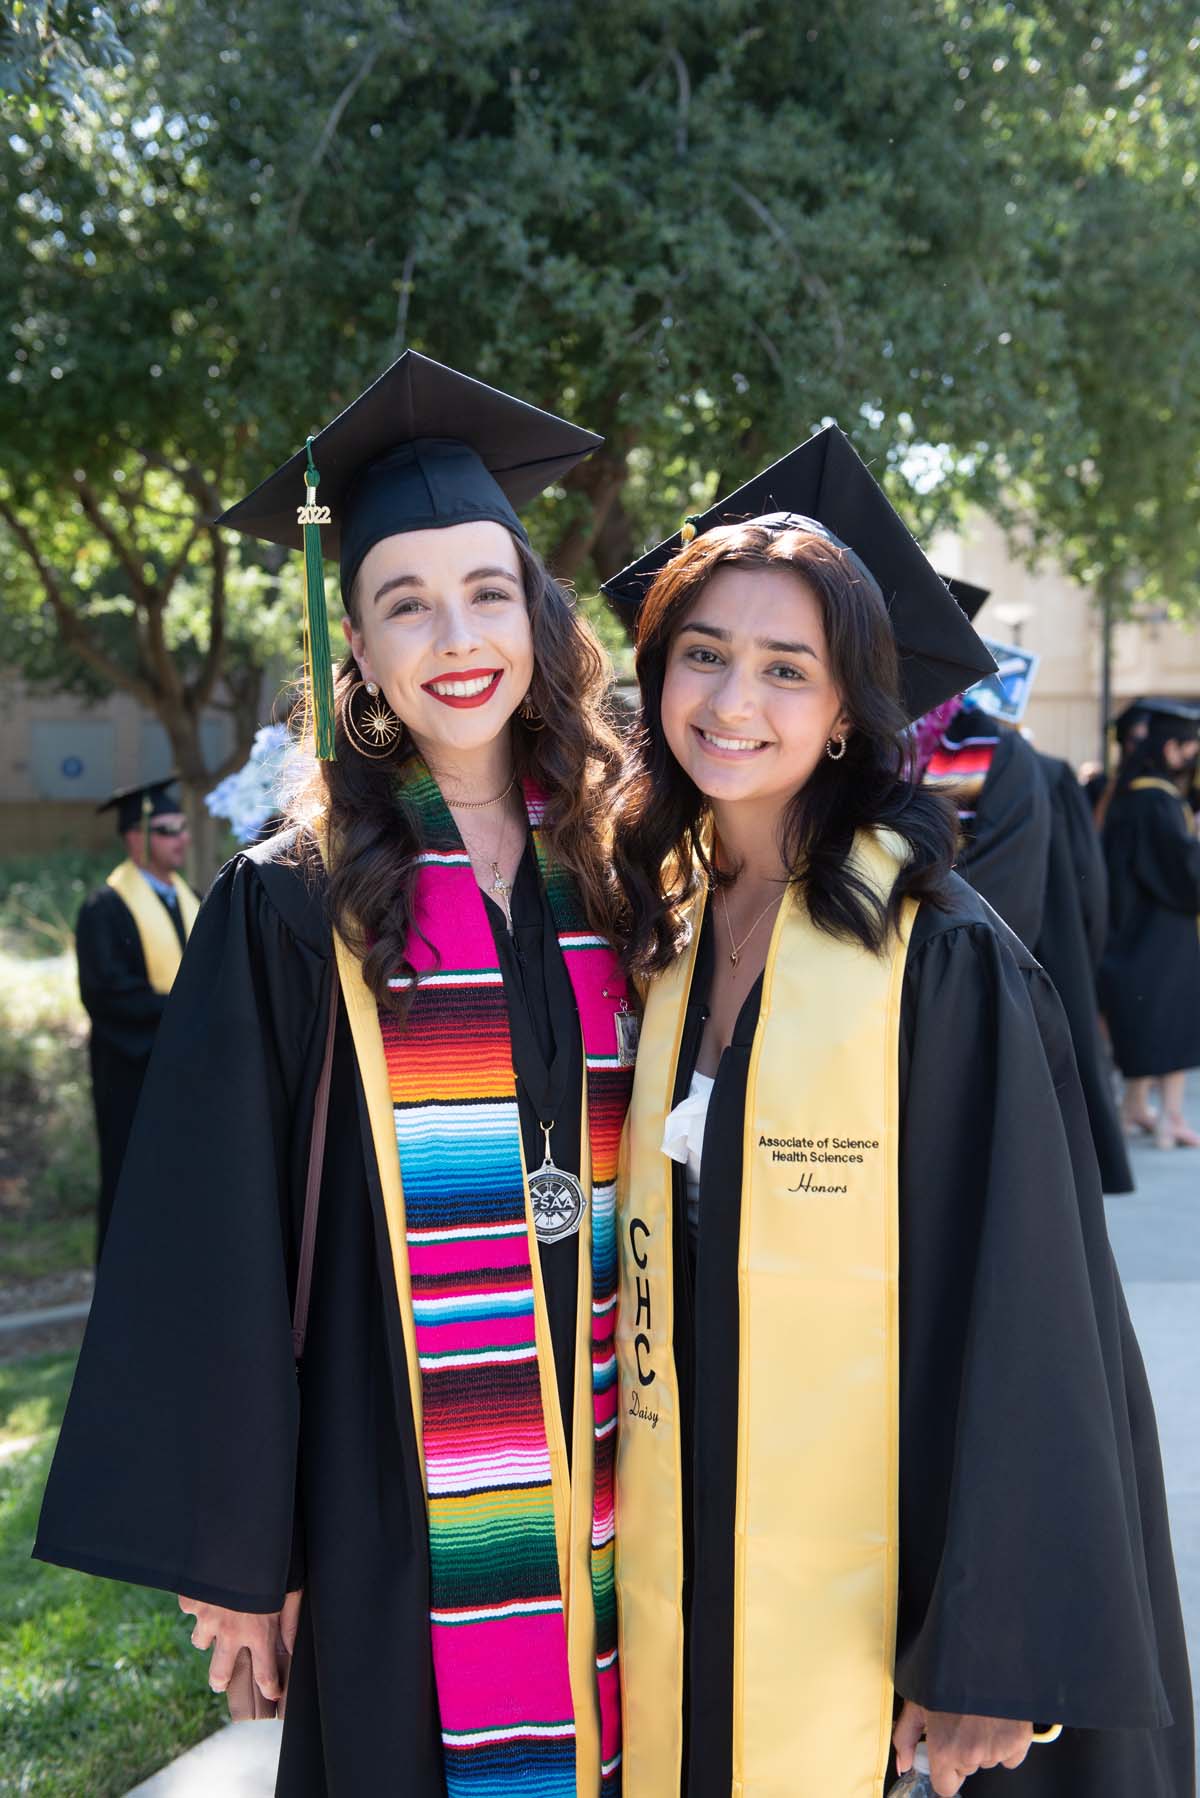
614 521 957 976
1115 714 1198 794
289 534 625 1005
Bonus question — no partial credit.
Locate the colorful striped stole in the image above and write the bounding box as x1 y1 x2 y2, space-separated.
377 761 631 1796
924 727 999 824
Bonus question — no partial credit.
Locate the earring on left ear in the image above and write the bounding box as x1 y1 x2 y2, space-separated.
518 691 545 731
825 734 847 761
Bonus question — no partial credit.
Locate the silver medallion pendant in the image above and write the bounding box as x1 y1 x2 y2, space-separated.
615 1006 640 1068
529 1125 587 1244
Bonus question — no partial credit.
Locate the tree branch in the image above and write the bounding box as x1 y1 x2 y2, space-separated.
73 475 149 601
287 42 383 240
191 525 227 709
0 494 157 704
666 47 691 158
392 243 419 355
728 179 847 363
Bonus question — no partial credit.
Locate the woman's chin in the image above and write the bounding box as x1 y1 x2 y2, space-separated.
408 701 519 755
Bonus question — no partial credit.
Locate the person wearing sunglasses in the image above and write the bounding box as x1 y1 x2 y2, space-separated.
75 777 197 1255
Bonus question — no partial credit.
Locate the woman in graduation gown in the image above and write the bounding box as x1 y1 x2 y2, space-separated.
920 688 1133 1193
603 428 1193 1798
1099 700 1200 1148
35 353 634 1797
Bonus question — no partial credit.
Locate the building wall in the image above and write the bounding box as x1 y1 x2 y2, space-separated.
0 676 238 858
932 513 1200 770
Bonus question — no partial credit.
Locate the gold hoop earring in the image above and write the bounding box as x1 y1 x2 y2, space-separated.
825 734 847 762
518 691 545 732
344 679 403 759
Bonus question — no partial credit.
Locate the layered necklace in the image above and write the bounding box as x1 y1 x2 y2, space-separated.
446 771 519 926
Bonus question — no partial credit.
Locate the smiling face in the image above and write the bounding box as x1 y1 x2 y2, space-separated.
343 519 533 759
660 563 850 815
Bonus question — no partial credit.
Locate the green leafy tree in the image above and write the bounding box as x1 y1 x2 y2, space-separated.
3 0 1200 865
1 0 132 117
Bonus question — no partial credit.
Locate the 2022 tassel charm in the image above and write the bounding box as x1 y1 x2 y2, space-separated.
297 437 338 761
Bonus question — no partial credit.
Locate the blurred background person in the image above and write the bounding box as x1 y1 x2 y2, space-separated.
74 778 198 1255
1100 700 1200 1148
918 585 1132 1193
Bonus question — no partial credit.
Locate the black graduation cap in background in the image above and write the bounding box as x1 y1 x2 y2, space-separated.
1134 698 1200 735
97 777 183 835
940 576 991 624
216 351 602 759
601 426 996 720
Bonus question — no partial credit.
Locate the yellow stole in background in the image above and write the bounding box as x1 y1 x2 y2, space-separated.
106 859 199 993
615 831 915 1797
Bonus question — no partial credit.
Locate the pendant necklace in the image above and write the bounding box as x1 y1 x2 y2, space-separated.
448 775 520 925
528 1119 587 1245
455 801 517 927
718 882 783 969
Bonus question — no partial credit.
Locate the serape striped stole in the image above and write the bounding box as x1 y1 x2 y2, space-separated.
924 728 998 823
377 764 631 1796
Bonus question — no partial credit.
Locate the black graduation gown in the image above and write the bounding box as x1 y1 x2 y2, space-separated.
37 832 585 1798
1100 782 1200 1079
1033 754 1132 1193
75 880 186 1253
949 713 1050 951
945 713 1131 1192
670 882 1193 1798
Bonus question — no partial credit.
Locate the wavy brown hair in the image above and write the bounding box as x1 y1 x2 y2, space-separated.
288 534 626 1005
613 521 956 976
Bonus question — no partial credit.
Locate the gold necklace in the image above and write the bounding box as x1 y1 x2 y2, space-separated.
718 882 783 969
445 772 517 811
461 806 517 927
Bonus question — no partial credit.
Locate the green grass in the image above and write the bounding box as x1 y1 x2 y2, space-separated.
0 853 115 962
0 1353 224 1796
0 949 97 1284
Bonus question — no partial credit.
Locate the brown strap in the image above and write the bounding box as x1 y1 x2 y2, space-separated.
292 961 340 1361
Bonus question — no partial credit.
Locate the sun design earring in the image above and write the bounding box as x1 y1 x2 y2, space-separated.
825 733 847 761
344 679 402 759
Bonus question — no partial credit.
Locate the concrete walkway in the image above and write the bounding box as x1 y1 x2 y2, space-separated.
1102 1072 1200 1737
126 1721 282 1795
126 1079 1200 1795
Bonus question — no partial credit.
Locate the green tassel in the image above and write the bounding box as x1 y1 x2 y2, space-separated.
300 437 337 762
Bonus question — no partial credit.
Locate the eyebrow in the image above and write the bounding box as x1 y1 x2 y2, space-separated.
372 566 522 606
680 620 820 658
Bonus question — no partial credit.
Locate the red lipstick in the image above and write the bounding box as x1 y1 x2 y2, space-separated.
421 669 503 709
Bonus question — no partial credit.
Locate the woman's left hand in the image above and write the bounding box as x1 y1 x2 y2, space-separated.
894 1700 1033 1795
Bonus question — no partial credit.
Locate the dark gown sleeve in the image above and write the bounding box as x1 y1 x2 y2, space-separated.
956 731 1052 949
75 886 167 1058
1111 788 1200 916
894 912 1187 1745
1052 760 1109 967
36 854 332 1612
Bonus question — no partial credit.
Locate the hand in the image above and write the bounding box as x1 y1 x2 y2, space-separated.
894 1700 1033 1795
178 1590 303 1706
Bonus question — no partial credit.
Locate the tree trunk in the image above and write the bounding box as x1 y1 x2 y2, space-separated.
548 451 633 581
181 783 222 893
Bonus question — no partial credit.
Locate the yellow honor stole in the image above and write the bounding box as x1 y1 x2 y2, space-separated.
615 831 916 1797
106 860 199 994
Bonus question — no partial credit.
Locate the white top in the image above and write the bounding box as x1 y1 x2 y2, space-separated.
661 1071 715 1244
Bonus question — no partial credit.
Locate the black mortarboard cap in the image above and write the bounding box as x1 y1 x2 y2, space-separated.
1136 698 1200 737
216 351 602 604
940 576 991 624
216 351 601 762
97 778 183 835
601 426 996 720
